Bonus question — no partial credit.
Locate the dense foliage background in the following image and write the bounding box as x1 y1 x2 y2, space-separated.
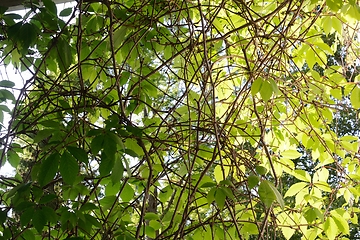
0 0 360 239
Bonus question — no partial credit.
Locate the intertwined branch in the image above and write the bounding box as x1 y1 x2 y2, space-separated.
0 0 359 239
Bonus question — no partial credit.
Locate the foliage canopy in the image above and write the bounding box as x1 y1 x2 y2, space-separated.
0 0 360 239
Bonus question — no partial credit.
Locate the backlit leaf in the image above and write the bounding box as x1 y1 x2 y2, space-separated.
281 150 302 159
324 217 338 240
214 165 230 183
331 212 349 235
292 170 311 182
284 182 308 198
350 86 360 109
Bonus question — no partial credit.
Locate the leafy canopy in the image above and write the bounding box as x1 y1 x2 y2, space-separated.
0 0 360 239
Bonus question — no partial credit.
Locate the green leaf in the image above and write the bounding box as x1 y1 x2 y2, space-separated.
292 170 311 182
7 150 20 168
0 89 15 101
207 187 217 205
59 8 72 17
103 134 117 157
0 105 11 112
19 229 35 240
32 208 47 233
304 208 321 223
99 195 117 210
80 203 98 212
38 153 60 187
66 146 88 164
120 183 134 202
60 151 79 185
113 27 128 47
149 220 162 230
0 80 15 88
214 188 226 209
306 48 316 69
91 134 104 154
144 212 159 220
350 86 360 109
41 206 58 223
159 186 173 203
259 80 273 101
126 125 143 137
248 175 260 189
281 150 302 159
251 78 263 96
99 152 115 177
0 210 7 224
42 0 57 15
258 180 277 208
268 78 279 95
39 194 57 204
331 212 349 235
105 181 120 196
56 37 73 75
34 129 53 143
220 186 235 200
255 166 267 175
145 226 156 239
4 13 22 20
84 214 101 228
111 156 124 185
125 138 144 157
64 236 85 240
38 120 60 128
199 177 217 188
324 217 338 240
266 180 285 209
214 165 230 183
18 23 38 53
281 226 295 240
284 182 308 198
326 0 342 11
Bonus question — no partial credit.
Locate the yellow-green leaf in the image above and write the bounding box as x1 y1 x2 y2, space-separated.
251 78 263 96
260 80 273 101
284 182 308 198
281 150 302 159
350 86 360 109
214 165 230 183
324 217 339 240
